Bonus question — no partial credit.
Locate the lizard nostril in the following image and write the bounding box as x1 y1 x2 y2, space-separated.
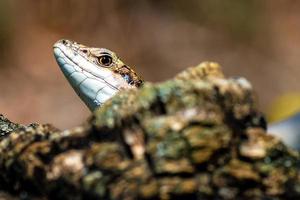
61 39 68 45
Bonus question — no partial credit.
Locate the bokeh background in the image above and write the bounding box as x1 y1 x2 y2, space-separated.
0 0 299 129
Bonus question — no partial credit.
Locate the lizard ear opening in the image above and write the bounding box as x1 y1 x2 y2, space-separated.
97 55 113 67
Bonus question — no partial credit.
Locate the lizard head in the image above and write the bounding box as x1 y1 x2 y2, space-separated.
53 39 143 110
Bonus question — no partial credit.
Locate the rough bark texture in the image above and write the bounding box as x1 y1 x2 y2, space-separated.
0 62 299 200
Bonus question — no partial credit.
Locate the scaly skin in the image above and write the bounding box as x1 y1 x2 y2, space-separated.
53 39 143 110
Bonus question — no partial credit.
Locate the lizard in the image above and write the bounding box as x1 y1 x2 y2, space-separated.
53 39 143 111
53 39 300 149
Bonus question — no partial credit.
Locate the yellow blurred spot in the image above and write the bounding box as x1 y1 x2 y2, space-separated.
267 93 300 123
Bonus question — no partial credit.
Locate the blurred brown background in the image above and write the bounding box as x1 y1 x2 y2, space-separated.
0 0 299 129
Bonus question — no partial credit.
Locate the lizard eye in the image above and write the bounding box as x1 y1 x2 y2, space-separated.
98 55 113 67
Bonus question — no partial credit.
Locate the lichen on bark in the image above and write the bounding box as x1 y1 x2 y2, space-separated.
0 115 23 137
0 62 299 199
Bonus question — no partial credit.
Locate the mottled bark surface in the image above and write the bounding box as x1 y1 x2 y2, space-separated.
0 115 23 138
0 63 299 200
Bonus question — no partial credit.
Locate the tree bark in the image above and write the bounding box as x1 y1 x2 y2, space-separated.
0 62 299 200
